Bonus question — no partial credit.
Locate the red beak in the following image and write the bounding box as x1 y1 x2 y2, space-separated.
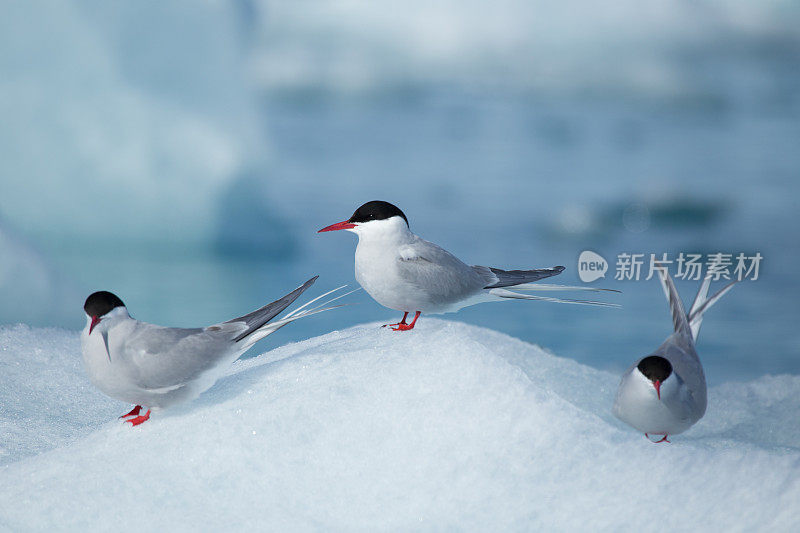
653 380 662 400
318 220 356 233
89 315 101 335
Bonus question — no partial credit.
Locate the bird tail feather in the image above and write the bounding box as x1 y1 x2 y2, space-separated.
687 278 736 341
505 283 621 293
487 287 621 307
239 285 360 348
654 260 736 342
477 265 566 289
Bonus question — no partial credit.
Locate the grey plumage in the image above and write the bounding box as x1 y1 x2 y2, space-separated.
479 266 566 289
81 277 350 412
227 276 319 342
613 264 737 439
320 201 619 332
687 276 737 341
347 215 617 315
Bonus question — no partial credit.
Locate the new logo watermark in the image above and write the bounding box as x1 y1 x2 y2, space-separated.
578 251 763 282
578 251 608 282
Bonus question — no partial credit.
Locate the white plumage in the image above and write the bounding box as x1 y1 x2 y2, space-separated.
613 265 736 442
320 201 618 330
81 277 350 425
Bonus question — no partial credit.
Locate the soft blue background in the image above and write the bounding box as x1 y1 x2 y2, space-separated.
1 1 797 383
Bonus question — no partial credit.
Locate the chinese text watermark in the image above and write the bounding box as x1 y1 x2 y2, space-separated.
579 251 762 282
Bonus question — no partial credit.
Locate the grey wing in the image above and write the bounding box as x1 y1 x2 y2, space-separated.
225 276 317 342
661 336 707 416
123 323 243 390
397 239 486 301
474 265 566 289
655 263 693 339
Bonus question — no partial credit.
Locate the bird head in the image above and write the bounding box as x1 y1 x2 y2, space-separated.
83 291 127 335
636 355 673 400
318 200 409 237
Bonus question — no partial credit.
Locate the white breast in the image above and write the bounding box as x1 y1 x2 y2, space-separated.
350 216 487 314
81 321 143 404
355 241 427 312
613 365 700 436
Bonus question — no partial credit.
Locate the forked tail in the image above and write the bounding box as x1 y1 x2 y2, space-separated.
487 286 621 307
227 277 358 347
241 285 358 348
474 264 620 307
655 261 736 341
478 265 566 289
227 276 318 342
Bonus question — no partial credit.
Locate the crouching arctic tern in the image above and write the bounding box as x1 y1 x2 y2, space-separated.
81 277 349 426
613 265 736 442
319 201 618 330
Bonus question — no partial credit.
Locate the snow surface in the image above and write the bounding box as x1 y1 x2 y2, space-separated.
1 320 799 531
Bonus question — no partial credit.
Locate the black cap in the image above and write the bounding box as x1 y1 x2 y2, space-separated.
84 291 126 318
637 355 672 383
348 201 408 226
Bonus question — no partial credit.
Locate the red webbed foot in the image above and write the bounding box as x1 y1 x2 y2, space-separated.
386 311 421 332
124 409 151 426
119 405 142 419
645 433 671 444
383 312 409 329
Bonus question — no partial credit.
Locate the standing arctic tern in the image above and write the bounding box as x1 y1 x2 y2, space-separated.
319 201 618 330
81 277 348 426
613 265 736 442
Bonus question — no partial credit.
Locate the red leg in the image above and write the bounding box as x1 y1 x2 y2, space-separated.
382 312 409 328
119 405 142 419
645 433 671 444
124 409 151 426
392 311 421 331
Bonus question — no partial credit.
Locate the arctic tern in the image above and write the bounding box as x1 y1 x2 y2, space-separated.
81 277 350 425
613 264 736 442
319 201 618 330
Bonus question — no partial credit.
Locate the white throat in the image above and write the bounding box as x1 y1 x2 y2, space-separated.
83 306 131 335
351 216 414 246
634 367 680 402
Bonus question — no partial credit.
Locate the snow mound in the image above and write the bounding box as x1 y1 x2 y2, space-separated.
1 320 799 530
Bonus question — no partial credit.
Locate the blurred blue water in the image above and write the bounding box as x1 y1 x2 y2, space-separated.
1 1 798 384
36 86 800 384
